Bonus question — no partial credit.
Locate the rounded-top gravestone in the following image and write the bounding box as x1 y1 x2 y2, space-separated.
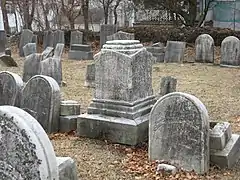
0 71 23 106
149 92 209 174
0 105 58 179
220 36 240 67
195 34 214 63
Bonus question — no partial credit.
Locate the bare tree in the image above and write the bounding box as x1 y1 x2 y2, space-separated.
60 0 82 29
39 0 50 30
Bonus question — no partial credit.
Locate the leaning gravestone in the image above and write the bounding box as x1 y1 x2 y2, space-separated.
149 92 209 174
21 75 61 133
19 29 34 57
0 71 23 106
43 30 54 50
0 54 18 67
0 30 6 53
42 46 54 60
23 53 42 82
195 34 214 63
106 31 134 41
164 41 186 63
0 105 58 179
53 43 64 59
78 40 155 145
100 24 117 47
220 36 240 67
53 30 65 49
23 43 37 57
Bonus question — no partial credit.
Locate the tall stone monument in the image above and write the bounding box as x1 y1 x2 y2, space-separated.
77 40 155 145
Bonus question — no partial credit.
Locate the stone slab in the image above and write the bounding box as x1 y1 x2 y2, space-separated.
71 44 91 51
0 54 18 67
60 100 80 116
68 50 93 60
210 134 240 168
59 115 78 133
210 122 232 150
57 157 78 180
77 113 149 145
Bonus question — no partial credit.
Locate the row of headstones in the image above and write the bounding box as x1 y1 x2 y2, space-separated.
0 71 80 134
23 43 64 85
196 34 240 67
19 29 65 57
149 77 240 174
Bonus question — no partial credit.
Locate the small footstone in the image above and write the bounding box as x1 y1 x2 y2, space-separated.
57 157 78 180
60 100 80 116
210 134 240 168
0 54 18 67
157 164 177 174
210 122 232 150
59 115 78 133
159 76 177 96
84 64 95 88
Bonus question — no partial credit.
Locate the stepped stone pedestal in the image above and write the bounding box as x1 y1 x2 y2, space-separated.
77 40 155 145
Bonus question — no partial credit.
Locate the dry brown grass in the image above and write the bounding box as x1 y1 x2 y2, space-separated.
2 46 240 179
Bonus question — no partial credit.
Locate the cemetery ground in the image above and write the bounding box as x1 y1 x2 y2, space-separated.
4 45 240 179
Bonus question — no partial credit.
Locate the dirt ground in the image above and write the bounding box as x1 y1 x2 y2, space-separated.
3 46 240 179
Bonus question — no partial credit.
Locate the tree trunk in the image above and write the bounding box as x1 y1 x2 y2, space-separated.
1 0 10 34
103 5 109 24
197 0 213 27
68 18 75 29
82 0 89 30
113 0 121 25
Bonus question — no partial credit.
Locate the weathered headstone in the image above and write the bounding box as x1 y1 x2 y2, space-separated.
195 34 214 63
159 76 177 96
164 41 186 63
0 71 23 106
149 92 209 174
84 63 95 87
220 36 240 67
106 31 134 41
21 75 61 133
0 105 59 179
42 46 54 60
68 44 93 60
23 43 37 57
53 30 65 48
23 53 42 82
19 29 34 57
53 43 64 59
100 24 117 47
32 34 38 44
146 46 165 63
78 40 155 145
0 30 6 53
40 57 62 85
70 30 83 48
43 30 54 50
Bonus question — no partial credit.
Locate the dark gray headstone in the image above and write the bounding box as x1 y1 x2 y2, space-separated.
164 41 186 63
220 36 240 67
160 76 177 96
19 29 33 57
0 71 23 106
84 64 95 88
43 30 54 49
32 34 38 44
71 44 91 51
195 34 214 63
23 53 42 82
23 43 37 57
149 92 209 174
0 105 58 179
70 31 83 48
106 31 134 41
100 24 117 47
0 30 6 53
21 75 61 133
53 30 65 48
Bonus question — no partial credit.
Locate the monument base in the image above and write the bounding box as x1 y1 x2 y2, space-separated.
77 113 149 145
